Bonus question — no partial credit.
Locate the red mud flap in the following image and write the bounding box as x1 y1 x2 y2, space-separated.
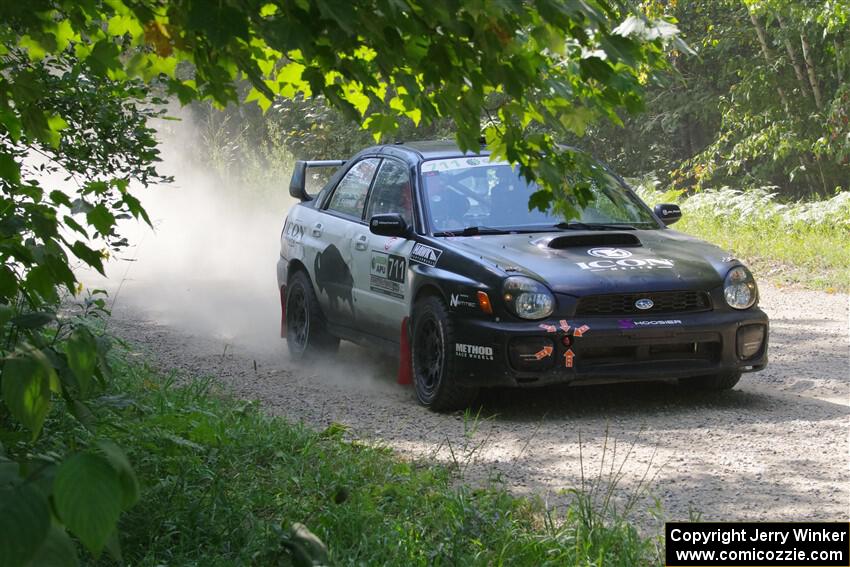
279 285 287 337
397 317 412 385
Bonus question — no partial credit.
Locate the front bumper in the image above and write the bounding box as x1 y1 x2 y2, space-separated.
451 308 769 388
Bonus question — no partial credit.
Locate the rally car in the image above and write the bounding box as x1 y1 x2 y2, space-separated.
277 141 768 410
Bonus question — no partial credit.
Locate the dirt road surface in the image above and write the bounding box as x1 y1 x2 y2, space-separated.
105 276 849 530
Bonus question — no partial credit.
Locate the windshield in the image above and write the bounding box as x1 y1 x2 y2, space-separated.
421 157 659 234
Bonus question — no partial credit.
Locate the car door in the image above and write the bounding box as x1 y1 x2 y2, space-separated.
350 158 416 341
310 157 380 330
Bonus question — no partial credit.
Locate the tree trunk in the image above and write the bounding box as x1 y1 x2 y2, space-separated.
748 11 790 112
800 32 824 110
777 15 812 103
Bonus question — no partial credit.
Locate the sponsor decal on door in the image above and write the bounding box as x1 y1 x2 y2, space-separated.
370 251 406 299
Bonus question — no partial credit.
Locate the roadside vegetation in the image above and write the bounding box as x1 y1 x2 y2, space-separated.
49 343 658 566
636 183 850 292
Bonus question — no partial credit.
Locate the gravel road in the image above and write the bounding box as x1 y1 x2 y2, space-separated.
105 276 849 530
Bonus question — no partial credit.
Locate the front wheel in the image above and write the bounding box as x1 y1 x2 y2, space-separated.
286 271 339 361
679 370 742 391
411 296 478 411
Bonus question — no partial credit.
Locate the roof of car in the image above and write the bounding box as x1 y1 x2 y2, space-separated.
387 140 490 160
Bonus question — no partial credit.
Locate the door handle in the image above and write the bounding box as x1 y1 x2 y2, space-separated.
354 234 368 251
311 222 323 237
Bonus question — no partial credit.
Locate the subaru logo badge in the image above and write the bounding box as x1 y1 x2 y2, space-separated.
635 298 654 310
587 247 632 259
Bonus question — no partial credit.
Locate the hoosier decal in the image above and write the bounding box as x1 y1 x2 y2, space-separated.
618 319 683 329
455 343 494 360
410 243 442 267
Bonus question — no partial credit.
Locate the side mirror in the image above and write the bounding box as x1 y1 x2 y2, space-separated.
654 203 682 226
369 213 409 237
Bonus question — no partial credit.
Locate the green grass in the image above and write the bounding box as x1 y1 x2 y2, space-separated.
80 355 660 566
636 184 850 292
675 216 849 292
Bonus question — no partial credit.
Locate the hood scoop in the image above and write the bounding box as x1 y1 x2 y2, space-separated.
537 232 642 250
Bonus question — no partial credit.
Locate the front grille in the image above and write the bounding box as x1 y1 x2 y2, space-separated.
577 339 721 368
576 290 711 316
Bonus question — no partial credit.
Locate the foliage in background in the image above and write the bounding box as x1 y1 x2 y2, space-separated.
636 180 850 291
577 0 849 197
185 94 457 196
186 0 849 202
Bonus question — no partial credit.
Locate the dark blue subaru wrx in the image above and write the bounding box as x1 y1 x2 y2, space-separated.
277 141 769 410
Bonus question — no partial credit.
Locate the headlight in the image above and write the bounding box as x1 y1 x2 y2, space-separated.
724 266 757 309
502 276 555 320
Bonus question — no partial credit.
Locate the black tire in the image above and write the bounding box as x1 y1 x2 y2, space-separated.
286 270 339 361
679 370 742 391
411 296 478 411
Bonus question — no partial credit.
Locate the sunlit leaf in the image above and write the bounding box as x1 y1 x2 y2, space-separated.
65 327 98 398
1 345 56 439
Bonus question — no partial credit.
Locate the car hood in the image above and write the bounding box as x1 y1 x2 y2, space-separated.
443 229 734 295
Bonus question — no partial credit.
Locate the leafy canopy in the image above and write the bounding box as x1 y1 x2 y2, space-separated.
4 0 676 214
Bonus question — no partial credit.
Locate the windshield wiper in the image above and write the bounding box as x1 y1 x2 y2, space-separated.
433 225 509 237
553 222 637 231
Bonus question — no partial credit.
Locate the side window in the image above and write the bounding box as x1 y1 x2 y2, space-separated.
326 158 380 219
365 159 413 227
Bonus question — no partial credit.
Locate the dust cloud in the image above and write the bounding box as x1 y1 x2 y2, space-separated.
80 109 397 390
80 111 289 356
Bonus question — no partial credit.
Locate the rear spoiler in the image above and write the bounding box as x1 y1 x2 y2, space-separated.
289 160 346 202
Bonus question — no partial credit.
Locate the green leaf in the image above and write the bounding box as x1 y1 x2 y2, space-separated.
47 115 68 134
529 188 553 213
26 524 79 567
19 35 47 60
68 399 97 431
0 266 19 299
65 328 98 398
25 265 59 302
86 205 115 236
0 152 21 184
53 453 123 554
107 14 143 39
70 242 104 274
50 19 78 52
12 312 56 330
96 441 139 509
120 193 151 226
2 345 56 439
49 191 72 207
0 484 51 567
